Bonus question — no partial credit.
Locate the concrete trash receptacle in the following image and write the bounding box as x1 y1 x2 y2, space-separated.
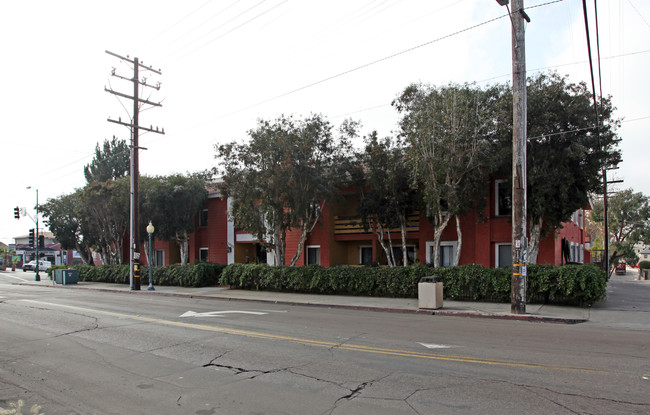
418 276 443 309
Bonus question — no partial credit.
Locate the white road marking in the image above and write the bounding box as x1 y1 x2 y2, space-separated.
180 310 268 318
2 275 30 282
418 342 459 349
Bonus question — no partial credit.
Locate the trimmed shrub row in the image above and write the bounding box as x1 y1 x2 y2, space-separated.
221 263 607 305
55 262 607 305
69 262 225 287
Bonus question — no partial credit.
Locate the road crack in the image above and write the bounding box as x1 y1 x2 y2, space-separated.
488 377 649 410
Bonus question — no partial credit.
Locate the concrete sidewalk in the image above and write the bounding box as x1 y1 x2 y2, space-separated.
17 276 596 324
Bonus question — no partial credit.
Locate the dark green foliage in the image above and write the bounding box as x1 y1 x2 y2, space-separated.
71 262 225 287
70 264 130 283
526 264 606 305
221 263 606 305
215 114 356 267
638 261 650 270
47 264 68 278
84 137 130 184
66 262 606 306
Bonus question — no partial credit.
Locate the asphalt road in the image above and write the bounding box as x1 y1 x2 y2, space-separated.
0 271 648 414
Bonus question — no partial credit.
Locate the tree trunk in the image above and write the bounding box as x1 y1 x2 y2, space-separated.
454 215 462 266
431 212 451 267
176 230 189 266
528 217 544 265
374 223 394 267
272 228 286 266
400 215 409 266
76 242 94 265
386 225 396 266
289 206 321 267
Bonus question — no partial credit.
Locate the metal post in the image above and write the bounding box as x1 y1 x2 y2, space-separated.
35 189 40 282
147 221 155 291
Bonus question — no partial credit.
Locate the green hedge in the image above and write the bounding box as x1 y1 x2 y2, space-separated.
221 263 607 305
638 261 650 270
62 261 607 305
70 262 225 287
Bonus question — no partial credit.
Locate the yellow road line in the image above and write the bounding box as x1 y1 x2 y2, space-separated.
19 300 622 376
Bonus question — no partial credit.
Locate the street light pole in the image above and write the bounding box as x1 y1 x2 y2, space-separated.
146 221 155 291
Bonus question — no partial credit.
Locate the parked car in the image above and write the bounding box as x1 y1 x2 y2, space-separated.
23 260 52 272
614 262 626 275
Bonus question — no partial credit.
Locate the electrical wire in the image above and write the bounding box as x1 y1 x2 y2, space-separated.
134 0 215 53
165 0 277 63
626 0 650 28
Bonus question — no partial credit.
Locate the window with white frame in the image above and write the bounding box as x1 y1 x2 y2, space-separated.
306 245 320 265
495 243 512 268
495 180 511 217
426 241 457 266
579 244 584 263
155 249 164 267
199 248 209 262
360 246 373 265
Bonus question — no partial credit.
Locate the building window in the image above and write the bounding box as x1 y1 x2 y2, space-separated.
495 243 512 268
425 241 457 266
155 249 164 266
391 246 416 265
495 180 511 217
579 244 584 264
360 246 373 265
307 246 320 265
199 248 209 262
200 209 208 227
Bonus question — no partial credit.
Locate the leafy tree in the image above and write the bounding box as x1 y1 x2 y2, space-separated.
393 83 497 267
79 178 130 264
591 189 650 273
41 190 95 265
354 132 419 266
494 73 622 263
217 114 355 266
140 174 208 266
84 137 130 184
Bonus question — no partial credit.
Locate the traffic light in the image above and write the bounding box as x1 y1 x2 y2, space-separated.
14 207 20 219
38 235 45 249
28 229 35 247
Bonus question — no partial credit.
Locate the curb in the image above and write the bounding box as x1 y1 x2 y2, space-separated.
16 282 587 324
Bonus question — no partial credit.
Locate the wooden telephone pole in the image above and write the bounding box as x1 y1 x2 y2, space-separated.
498 0 529 314
105 50 164 290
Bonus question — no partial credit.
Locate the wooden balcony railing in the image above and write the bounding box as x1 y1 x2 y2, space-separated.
334 213 420 235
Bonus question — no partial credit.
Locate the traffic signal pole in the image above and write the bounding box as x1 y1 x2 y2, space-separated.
35 189 40 281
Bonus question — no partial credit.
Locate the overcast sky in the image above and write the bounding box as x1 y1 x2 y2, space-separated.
1 0 648 245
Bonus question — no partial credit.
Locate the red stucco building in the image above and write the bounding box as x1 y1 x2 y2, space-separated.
146 180 590 269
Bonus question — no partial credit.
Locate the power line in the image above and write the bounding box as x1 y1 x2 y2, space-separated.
166 0 290 63
134 0 215 53
627 0 650 28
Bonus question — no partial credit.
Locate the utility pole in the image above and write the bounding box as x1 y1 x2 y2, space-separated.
105 50 164 290
498 0 529 314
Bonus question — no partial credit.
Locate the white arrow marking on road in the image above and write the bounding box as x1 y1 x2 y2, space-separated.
180 310 268 318
418 342 458 349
